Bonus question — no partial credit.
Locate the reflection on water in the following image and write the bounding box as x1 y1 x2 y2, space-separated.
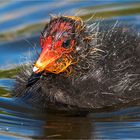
0 0 140 139
1 97 140 139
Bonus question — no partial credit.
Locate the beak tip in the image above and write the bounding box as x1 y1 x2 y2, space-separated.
33 66 39 73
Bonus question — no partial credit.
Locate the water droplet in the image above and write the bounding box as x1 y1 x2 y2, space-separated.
5 127 9 131
21 122 24 125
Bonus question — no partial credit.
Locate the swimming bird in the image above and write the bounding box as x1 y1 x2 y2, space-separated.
14 16 140 111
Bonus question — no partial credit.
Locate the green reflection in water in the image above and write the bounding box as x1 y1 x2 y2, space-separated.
81 6 140 20
0 22 45 42
0 68 20 97
0 67 20 79
0 87 10 97
0 2 140 42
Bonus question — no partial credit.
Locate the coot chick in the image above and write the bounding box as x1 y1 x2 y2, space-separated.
14 16 140 111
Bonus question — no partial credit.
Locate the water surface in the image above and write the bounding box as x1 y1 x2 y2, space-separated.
0 0 140 139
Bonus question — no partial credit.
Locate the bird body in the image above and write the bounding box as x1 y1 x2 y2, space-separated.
14 16 140 111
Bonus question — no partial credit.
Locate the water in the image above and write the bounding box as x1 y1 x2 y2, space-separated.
0 0 140 139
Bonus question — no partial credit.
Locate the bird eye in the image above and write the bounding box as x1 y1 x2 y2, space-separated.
62 39 71 48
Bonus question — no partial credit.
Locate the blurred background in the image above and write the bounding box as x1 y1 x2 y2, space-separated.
0 0 140 139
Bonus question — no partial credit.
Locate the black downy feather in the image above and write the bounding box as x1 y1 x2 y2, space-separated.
13 16 140 111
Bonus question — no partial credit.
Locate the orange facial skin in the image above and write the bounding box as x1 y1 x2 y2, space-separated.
33 17 79 74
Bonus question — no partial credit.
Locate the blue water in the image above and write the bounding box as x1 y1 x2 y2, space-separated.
0 0 140 139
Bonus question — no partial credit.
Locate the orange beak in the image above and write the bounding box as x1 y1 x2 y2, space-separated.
33 34 64 74
28 49 60 87
33 47 61 73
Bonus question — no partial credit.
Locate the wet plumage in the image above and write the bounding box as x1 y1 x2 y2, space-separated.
13 16 140 111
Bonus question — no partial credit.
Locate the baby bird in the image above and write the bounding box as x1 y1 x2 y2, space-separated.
14 16 140 111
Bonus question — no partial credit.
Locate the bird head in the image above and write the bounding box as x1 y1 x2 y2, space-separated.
33 16 84 74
